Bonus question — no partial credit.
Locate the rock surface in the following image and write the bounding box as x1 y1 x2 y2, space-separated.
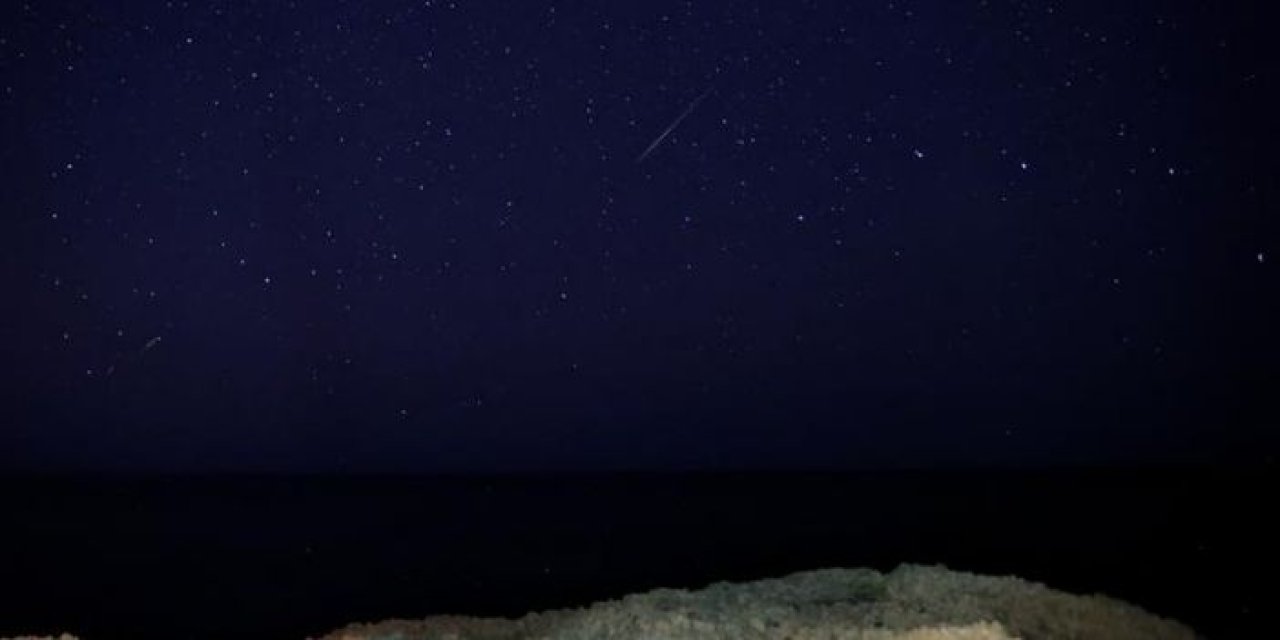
316 564 1196 640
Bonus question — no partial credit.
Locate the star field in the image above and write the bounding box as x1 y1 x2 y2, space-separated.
1 0 1274 472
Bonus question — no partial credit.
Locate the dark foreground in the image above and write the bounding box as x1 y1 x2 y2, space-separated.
0 468 1270 639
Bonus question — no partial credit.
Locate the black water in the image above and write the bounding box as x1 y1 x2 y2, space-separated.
0 469 1269 639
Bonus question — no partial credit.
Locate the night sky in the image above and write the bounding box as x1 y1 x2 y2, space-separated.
2 0 1274 473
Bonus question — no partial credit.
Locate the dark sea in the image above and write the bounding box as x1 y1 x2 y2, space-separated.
0 469 1269 639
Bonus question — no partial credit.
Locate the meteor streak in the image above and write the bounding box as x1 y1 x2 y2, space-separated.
635 86 714 164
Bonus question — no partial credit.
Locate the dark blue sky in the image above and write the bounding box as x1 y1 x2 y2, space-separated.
2 0 1274 473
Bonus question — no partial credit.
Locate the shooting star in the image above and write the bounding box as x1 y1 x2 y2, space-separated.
105 335 162 378
635 86 715 164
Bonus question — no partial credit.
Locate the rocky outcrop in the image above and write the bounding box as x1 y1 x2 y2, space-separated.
317 564 1196 640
